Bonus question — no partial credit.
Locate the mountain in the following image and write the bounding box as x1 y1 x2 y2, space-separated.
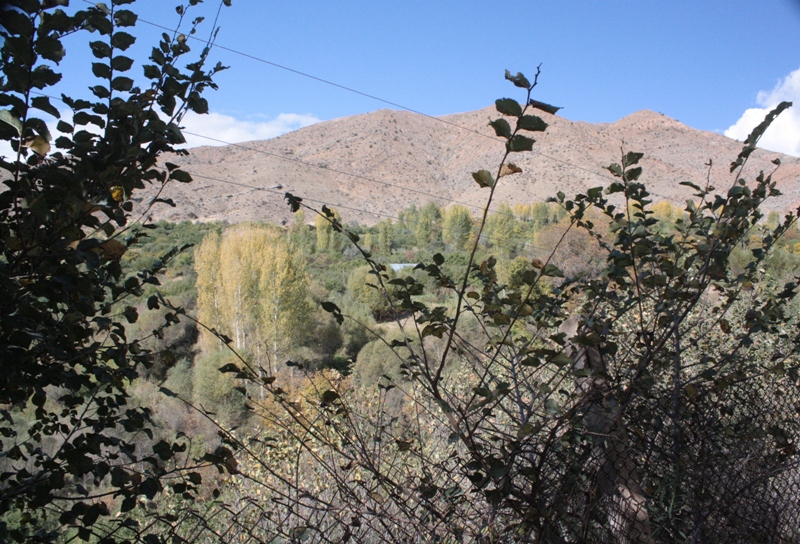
136 106 800 225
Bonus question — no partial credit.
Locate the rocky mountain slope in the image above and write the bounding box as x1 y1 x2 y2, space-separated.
137 106 800 225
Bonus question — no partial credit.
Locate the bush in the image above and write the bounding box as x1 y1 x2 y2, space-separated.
0 1 229 539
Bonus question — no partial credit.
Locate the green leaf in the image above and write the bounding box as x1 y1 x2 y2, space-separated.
111 31 136 51
123 306 138 323
169 169 192 183
152 440 173 460
624 166 643 182
167 122 186 144
30 65 61 89
31 96 60 118
113 9 138 26
507 135 535 152
90 41 112 59
504 69 531 89
0 110 23 135
320 390 340 405
92 62 111 79
472 170 494 188
545 398 561 413
495 98 522 117
679 181 703 192
528 99 561 115
120 496 136 513
622 151 644 167
91 85 111 99
111 76 134 92
605 163 623 177
34 35 65 63
517 114 548 132
111 55 134 72
730 101 792 172
587 187 603 199
143 64 161 79
489 118 512 139
541 264 564 277
433 253 445 266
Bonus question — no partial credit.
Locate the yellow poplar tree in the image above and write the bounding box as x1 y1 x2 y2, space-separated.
315 208 342 253
442 205 473 250
257 229 310 375
195 231 223 352
195 224 310 376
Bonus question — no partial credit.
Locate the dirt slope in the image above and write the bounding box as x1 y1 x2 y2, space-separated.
136 106 800 225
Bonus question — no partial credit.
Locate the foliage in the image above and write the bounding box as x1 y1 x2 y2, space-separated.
195 223 309 375
0 0 230 540
206 69 800 543
347 264 396 320
442 204 473 250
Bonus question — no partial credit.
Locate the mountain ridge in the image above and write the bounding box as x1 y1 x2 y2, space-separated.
136 105 800 225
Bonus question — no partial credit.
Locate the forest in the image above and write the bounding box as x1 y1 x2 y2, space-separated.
2 1 800 543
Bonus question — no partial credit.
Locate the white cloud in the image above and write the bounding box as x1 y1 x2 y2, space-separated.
0 110 320 159
179 111 321 148
725 68 800 157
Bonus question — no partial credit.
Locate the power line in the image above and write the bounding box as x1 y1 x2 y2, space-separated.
135 12 689 206
174 169 559 255
77 0 785 210
180 129 687 220
181 130 498 216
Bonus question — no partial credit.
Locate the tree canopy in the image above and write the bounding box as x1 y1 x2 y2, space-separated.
0 0 229 540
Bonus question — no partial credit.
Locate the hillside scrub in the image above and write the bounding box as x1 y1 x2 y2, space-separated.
199 71 800 543
4 5 799 538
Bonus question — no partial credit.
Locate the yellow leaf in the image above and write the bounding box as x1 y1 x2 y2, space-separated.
369 491 385 503
25 136 50 156
110 186 124 202
499 163 523 177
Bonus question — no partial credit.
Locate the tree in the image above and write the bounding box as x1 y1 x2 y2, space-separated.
347 264 395 320
415 201 443 249
0 0 230 540
195 224 309 376
236 71 800 543
484 201 518 258
442 204 473 249
315 206 342 253
377 218 393 254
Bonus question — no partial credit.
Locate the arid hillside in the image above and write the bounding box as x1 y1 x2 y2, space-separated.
138 106 800 225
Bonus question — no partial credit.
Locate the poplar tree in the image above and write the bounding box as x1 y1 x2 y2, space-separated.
257 230 310 375
195 225 309 375
195 231 223 352
314 207 342 253
485 202 518 258
442 204 473 249
377 219 394 254
415 202 442 248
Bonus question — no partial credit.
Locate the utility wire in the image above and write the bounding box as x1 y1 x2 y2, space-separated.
177 170 559 255
79 1 788 210
130 8 699 207
181 129 687 223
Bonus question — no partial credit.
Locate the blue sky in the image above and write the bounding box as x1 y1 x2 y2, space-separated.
15 0 800 155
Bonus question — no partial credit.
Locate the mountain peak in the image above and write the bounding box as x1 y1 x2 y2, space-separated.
612 109 687 130
143 105 800 225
